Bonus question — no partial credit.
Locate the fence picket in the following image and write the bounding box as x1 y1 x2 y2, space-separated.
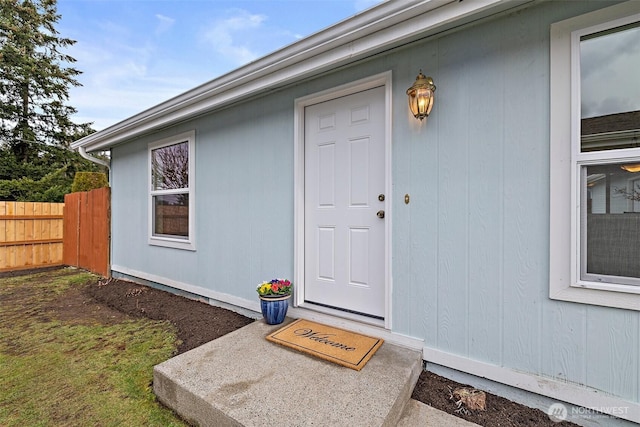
0 201 65 272
1 189 110 275
63 187 110 277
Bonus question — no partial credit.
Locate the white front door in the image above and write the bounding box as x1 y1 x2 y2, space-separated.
304 85 386 319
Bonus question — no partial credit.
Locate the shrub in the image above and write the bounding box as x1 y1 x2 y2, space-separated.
71 172 109 193
0 166 73 202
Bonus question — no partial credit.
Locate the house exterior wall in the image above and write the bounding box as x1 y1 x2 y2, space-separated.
111 91 296 302
390 0 638 412
109 0 638 415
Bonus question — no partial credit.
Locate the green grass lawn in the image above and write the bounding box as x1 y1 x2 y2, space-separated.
0 268 187 427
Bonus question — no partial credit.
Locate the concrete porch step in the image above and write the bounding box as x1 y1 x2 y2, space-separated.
153 319 476 426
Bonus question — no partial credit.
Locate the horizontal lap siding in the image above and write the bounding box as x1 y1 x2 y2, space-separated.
0 201 64 271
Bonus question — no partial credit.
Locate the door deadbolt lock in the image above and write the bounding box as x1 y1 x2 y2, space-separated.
378 194 385 202
376 210 385 219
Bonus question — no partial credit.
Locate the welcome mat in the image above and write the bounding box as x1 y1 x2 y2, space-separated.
266 319 384 371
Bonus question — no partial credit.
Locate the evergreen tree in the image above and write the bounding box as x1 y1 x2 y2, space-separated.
0 0 103 201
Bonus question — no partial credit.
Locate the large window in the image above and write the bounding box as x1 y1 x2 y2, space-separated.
579 21 640 287
148 131 195 250
550 2 640 310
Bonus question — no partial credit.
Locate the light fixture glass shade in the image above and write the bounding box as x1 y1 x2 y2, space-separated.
621 163 640 173
407 72 436 120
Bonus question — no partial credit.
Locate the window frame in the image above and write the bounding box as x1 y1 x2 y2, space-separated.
550 1 640 310
148 130 196 250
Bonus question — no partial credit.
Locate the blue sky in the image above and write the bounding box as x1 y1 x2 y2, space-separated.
57 0 383 131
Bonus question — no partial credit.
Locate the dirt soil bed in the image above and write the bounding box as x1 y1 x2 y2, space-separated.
7 268 577 427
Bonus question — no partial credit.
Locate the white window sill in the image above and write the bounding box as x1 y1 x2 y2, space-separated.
550 285 640 311
149 236 196 251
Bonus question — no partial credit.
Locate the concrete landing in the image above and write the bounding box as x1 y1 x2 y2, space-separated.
153 319 477 427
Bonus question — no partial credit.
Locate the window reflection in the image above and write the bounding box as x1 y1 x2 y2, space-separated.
580 22 640 121
153 194 189 238
585 163 640 214
152 141 189 190
580 22 640 284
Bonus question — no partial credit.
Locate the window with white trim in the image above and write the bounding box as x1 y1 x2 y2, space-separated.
550 2 640 310
148 131 195 250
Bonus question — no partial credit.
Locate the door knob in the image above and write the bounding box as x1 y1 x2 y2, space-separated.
376 210 385 219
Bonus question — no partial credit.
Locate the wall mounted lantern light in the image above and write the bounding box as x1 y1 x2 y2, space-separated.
406 71 436 121
621 164 640 173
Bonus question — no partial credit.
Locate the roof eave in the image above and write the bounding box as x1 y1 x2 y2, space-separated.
72 0 524 152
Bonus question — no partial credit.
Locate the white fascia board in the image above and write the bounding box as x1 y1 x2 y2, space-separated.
73 0 520 152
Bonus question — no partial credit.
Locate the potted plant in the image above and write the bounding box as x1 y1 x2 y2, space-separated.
257 279 292 325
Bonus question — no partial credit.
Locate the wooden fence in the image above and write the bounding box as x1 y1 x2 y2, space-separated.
0 201 65 271
63 187 110 277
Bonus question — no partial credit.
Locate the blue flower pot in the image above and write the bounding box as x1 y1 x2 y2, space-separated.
259 294 291 325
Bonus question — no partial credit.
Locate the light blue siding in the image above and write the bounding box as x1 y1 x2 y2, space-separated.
112 95 295 301
109 0 639 408
498 13 548 375
542 302 588 386
585 306 640 401
390 0 639 406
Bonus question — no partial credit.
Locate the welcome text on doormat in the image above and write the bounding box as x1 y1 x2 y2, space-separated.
266 319 384 371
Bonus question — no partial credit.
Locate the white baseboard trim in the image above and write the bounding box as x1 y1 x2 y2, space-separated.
424 346 639 424
111 264 261 312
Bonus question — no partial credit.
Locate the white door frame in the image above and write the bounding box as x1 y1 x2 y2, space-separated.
293 71 393 329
